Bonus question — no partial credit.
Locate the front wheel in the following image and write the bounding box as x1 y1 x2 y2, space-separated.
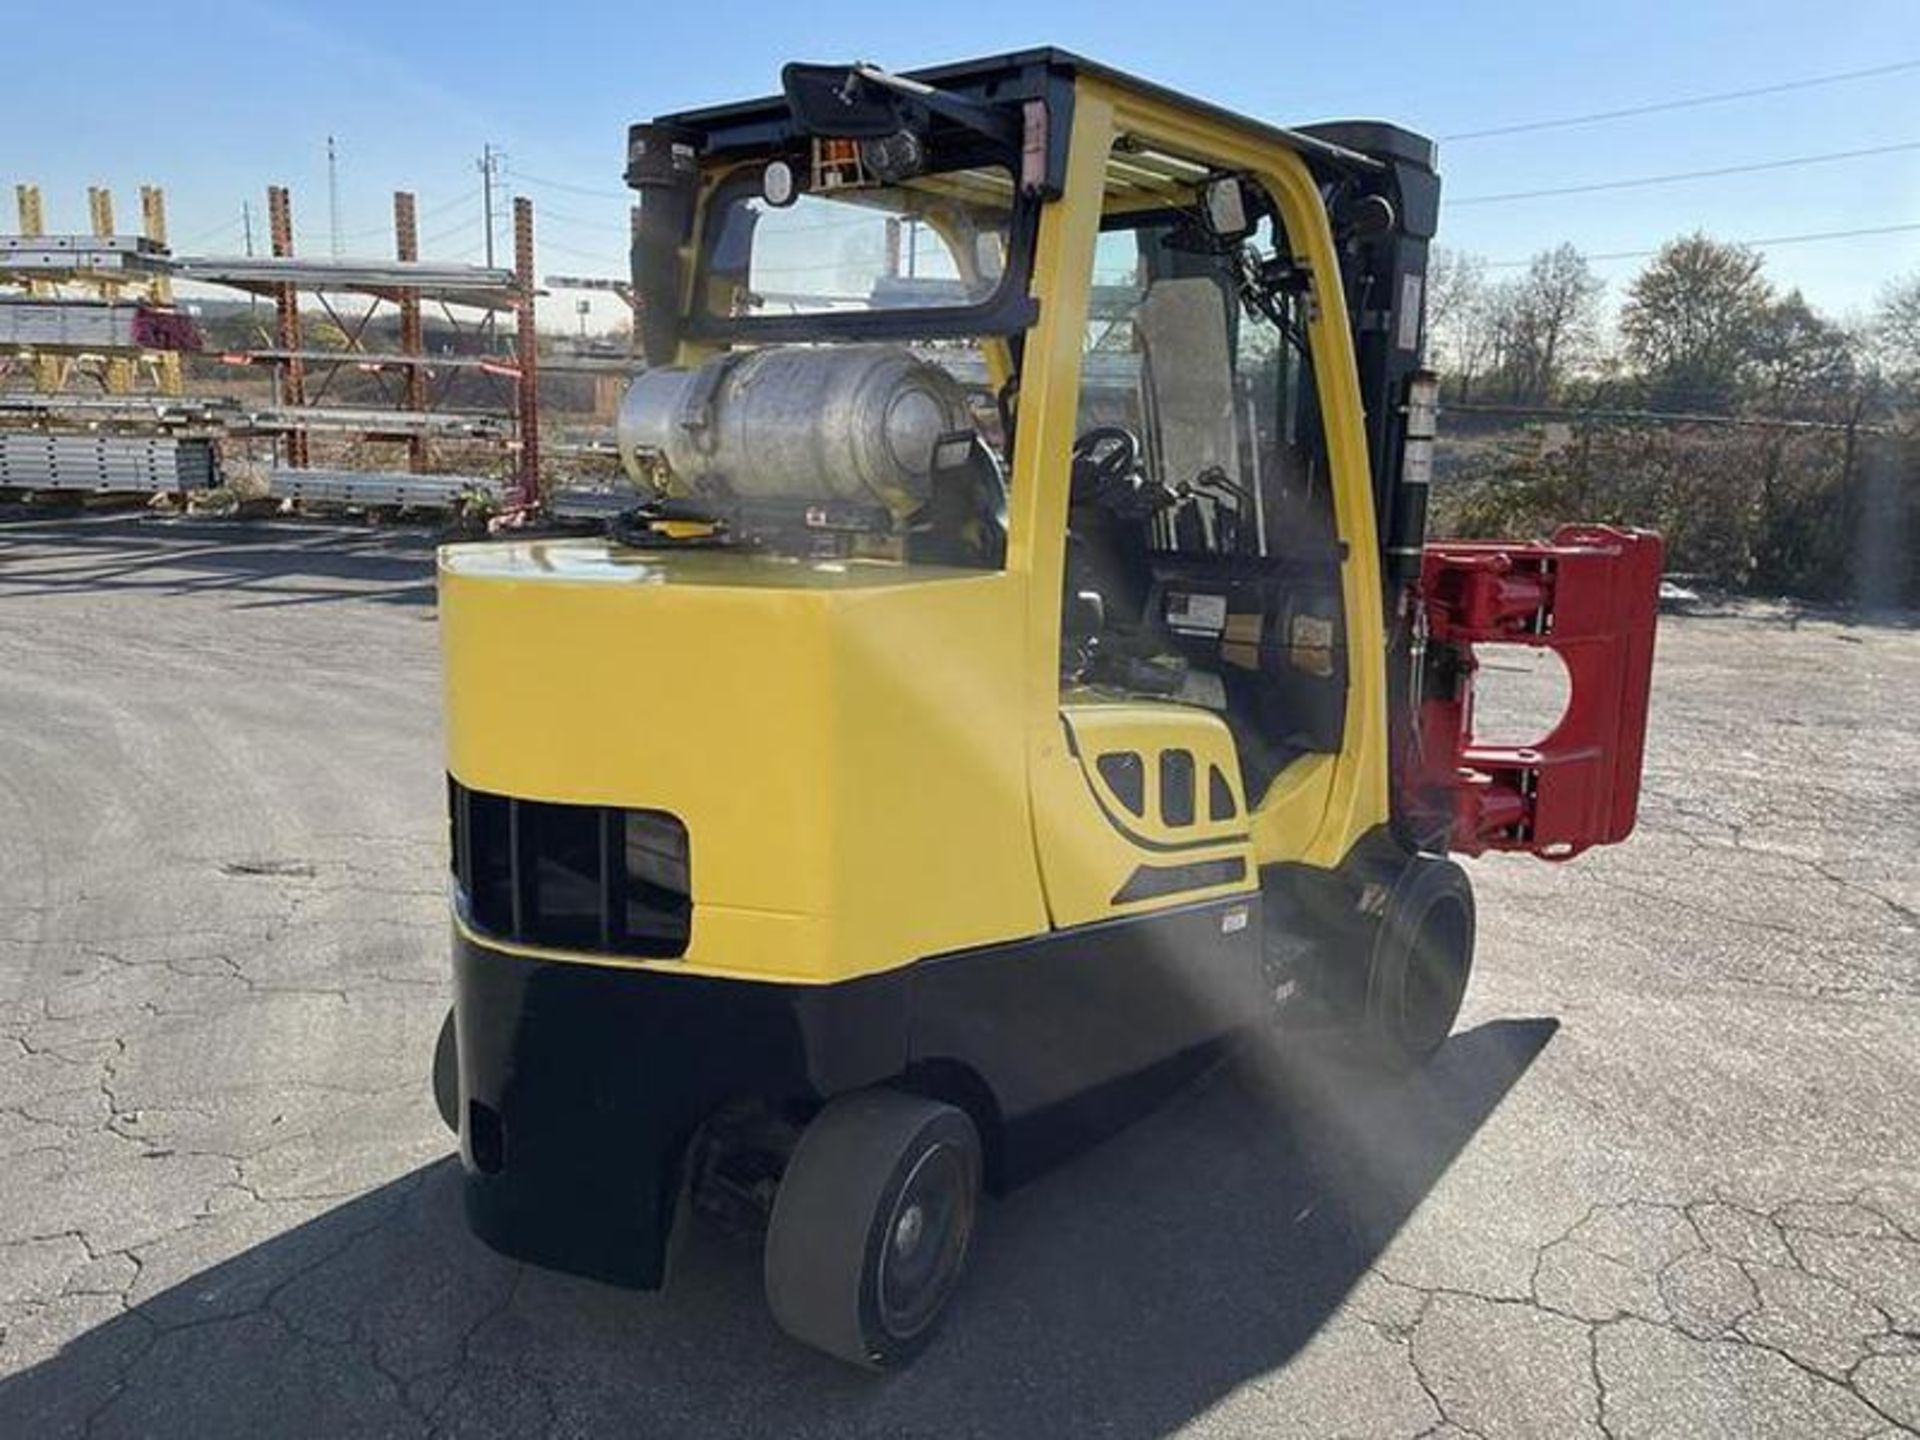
431 1008 459 1135
764 1089 981 1369
1363 855 1476 1068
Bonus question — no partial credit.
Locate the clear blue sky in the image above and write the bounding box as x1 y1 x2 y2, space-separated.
7 0 1917 328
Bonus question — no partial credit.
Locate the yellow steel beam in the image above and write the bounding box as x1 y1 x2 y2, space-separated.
88 187 134 394
140 184 184 395
15 186 65 393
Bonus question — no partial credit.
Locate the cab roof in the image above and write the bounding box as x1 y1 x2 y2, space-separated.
653 47 1426 176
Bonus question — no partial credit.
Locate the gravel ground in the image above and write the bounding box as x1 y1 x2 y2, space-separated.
0 512 1915 1439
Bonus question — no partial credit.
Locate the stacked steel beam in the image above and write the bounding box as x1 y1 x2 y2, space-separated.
0 433 214 493
0 234 170 278
0 300 202 351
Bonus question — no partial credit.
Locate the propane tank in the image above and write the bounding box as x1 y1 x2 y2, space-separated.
616 345 972 515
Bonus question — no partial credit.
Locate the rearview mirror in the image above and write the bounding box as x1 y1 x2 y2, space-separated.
1204 177 1253 242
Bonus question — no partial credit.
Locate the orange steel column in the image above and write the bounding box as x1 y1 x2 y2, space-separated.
512 196 540 509
394 191 428 472
267 185 309 468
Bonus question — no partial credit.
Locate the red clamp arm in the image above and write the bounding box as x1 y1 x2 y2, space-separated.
1416 525 1664 859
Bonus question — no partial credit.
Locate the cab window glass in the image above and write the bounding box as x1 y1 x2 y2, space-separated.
1074 210 1332 558
1063 162 1347 801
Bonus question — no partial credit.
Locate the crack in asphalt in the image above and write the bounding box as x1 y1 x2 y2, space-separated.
1374 1189 1920 1438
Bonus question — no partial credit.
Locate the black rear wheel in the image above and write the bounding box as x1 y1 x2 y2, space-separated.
764 1089 981 1369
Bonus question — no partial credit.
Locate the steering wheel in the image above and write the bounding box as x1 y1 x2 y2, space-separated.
1071 425 1142 502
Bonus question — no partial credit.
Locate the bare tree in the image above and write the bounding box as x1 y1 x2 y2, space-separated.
1471 245 1603 403
1425 246 1495 397
1517 244 1604 401
1870 271 1920 383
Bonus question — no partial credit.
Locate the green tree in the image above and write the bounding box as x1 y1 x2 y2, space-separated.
1619 233 1771 411
1749 289 1857 418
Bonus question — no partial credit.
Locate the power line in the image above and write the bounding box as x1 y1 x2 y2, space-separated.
314 188 484 243
419 216 483 253
401 198 483 240
1483 220 1920 268
178 213 247 248
503 166 627 201
1443 57 1920 142
526 202 631 234
1449 140 1920 206
414 187 484 224
537 234 626 262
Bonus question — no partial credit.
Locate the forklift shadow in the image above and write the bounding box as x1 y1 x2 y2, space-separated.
0 1018 1553 1438
0 513 439 610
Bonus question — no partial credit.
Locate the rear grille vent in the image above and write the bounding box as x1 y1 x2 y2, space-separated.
448 776 691 959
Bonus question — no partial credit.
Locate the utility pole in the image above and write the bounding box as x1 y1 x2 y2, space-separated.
242 201 258 323
327 135 343 258
478 144 503 268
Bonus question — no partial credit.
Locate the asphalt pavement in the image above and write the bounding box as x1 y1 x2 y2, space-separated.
0 512 1915 1438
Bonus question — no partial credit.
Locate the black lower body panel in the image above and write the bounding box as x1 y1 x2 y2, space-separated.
449 891 1265 1289
451 930 907 1289
910 893 1266 1184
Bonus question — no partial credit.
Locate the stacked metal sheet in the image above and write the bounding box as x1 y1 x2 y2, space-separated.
176 256 520 309
548 487 634 520
244 406 513 438
0 234 171 277
0 434 216 493
0 300 202 351
265 468 500 509
0 393 510 439
0 393 236 428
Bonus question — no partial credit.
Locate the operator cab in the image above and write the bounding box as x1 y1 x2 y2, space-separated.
614 69 1352 805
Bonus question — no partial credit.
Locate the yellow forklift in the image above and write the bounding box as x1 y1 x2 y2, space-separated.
432 50 1662 1368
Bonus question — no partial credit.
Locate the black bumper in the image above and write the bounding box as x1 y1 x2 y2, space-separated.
450 890 1266 1288
451 931 907 1289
